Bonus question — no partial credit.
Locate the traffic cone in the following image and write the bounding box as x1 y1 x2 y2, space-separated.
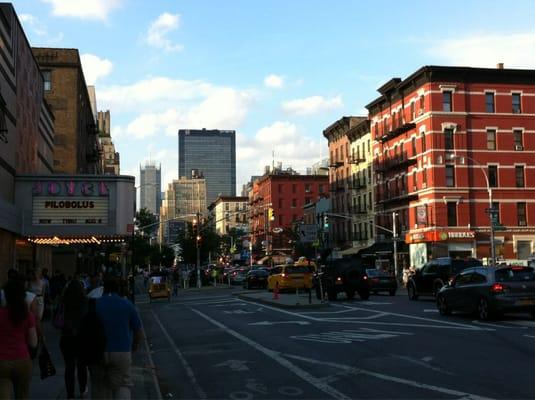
273 282 280 300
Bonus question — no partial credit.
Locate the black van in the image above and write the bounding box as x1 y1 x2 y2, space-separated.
407 257 482 300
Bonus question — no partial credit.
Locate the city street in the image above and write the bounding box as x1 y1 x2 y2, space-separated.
138 287 535 399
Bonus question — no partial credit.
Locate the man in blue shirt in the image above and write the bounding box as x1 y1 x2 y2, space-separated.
90 277 143 399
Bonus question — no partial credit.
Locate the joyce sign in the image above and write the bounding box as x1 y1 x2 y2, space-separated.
32 180 109 226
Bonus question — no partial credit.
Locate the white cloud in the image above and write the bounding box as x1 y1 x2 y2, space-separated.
427 32 535 68
282 95 343 116
99 77 253 139
236 122 324 181
146 12 183 52
42 0 122 21
264 74 284 89
18 13 64 44
80 54 113 85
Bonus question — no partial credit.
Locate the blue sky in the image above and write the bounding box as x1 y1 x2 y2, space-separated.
12 0 535 192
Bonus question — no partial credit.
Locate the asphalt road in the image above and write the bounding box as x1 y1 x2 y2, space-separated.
137 287 535 400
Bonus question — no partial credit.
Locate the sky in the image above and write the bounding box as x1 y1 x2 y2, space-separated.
11 0 535 194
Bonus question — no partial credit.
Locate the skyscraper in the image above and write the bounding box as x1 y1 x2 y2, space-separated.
140 162 161 217
178 129 236 206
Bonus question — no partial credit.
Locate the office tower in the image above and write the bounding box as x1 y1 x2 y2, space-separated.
178 129 236 206
140 162 161 216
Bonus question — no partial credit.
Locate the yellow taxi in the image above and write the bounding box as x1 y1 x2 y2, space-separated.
148 272 171 302
295 257 317 273
267 264 313 291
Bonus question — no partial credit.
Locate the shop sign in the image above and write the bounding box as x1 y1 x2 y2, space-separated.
438 231 475 240
416 205 427 225
411 233 426 241
32 180 109 197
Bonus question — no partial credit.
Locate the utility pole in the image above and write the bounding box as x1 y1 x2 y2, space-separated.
195 212 201 289
392 212 399 282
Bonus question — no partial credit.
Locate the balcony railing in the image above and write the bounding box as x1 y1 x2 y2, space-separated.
347 155 366 164
329 160 344 168
379 122 416 143
374 151 417 173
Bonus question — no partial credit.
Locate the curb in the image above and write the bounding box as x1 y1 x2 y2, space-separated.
234 293 330 309
138 311 163 400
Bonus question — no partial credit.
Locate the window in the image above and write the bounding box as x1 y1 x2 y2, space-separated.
486 129 496 150
397 111 402 128
392 112 396 129
513 130 523 149
444 128 454 150
512 93 522 113
518 202 527 226
419 95 425 112
368 192 372 210
445 165 455 187
319 184 324 194
305 184 311 193
422 167 427 186
367 139 370 153
488 166 498 187
291 198 297 208
421 132 426 152
292 184 296 193
516 165 525 187
305 197 311 205
447 202 457 226
492 202 500 224
410 102 415 120
42 70 51 91
443 91 452 112
485 92 495 113
383 118 387 135
411 137 417 156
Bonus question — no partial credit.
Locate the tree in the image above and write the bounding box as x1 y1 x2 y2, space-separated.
135 208 158 236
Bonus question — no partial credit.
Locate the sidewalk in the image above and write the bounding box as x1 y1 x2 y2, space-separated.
30 318 161 399
235 289 330 309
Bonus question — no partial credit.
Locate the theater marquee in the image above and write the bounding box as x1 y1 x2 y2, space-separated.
15 175 135 237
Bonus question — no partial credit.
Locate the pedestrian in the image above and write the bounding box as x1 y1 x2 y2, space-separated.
182 268 189 289
172 269 179 296
143 269 149 289
59 280 89 399
27 270 45 321
89 277 143 399
0 279 39 399
211 268 217 287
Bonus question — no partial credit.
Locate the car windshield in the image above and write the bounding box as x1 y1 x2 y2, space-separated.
495 267 535 282
250 270 268 276
285 266 310 274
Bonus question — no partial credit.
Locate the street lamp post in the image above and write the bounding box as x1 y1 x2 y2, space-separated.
392 212 399 281
448 154 496 267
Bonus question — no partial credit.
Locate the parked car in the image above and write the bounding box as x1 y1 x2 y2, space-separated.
407 257 483 300
315 258 369 301
230 268 249 285
366 269 397 296
267 264 313 291
243 269 269 289
436 265 535 320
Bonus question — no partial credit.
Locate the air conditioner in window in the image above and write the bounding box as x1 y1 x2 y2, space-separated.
422 183 427 189
515 145 524 151
418 109 424 116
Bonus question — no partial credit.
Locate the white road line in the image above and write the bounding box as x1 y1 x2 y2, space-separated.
138 313 163 400
310 319 487 330
190 308 351 400
238 299 322 322
389 354 453 375
506 320 535 328
423 309 439 313
151 310 207 399
284 354 493 400
524 334 535 339
472 320 528 329
332 304 488 331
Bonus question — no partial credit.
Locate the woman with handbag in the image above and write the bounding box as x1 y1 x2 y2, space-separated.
59 280 89 399
0 279 38 399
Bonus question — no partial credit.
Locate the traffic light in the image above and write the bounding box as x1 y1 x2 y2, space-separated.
268 207 275 221
323 213 329 228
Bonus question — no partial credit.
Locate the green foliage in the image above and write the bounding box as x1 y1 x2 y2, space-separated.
135 208 158 236
175 221 222 264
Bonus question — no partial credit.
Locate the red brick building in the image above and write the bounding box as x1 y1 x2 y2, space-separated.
367 65 535 268
249 170 328 258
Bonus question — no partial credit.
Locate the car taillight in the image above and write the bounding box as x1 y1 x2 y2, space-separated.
336 276 342 282
281 273 286 278
363 275 368 280
491 283 507 293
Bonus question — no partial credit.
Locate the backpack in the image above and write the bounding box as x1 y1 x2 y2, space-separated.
77 298 106 365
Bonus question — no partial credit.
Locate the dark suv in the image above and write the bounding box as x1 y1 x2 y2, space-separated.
407 257 482 300
315 258 370 301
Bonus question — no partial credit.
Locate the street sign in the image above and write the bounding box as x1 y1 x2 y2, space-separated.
299 224 318 243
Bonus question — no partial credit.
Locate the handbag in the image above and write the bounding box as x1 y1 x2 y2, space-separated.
52 303 64 329
38 343 56 380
